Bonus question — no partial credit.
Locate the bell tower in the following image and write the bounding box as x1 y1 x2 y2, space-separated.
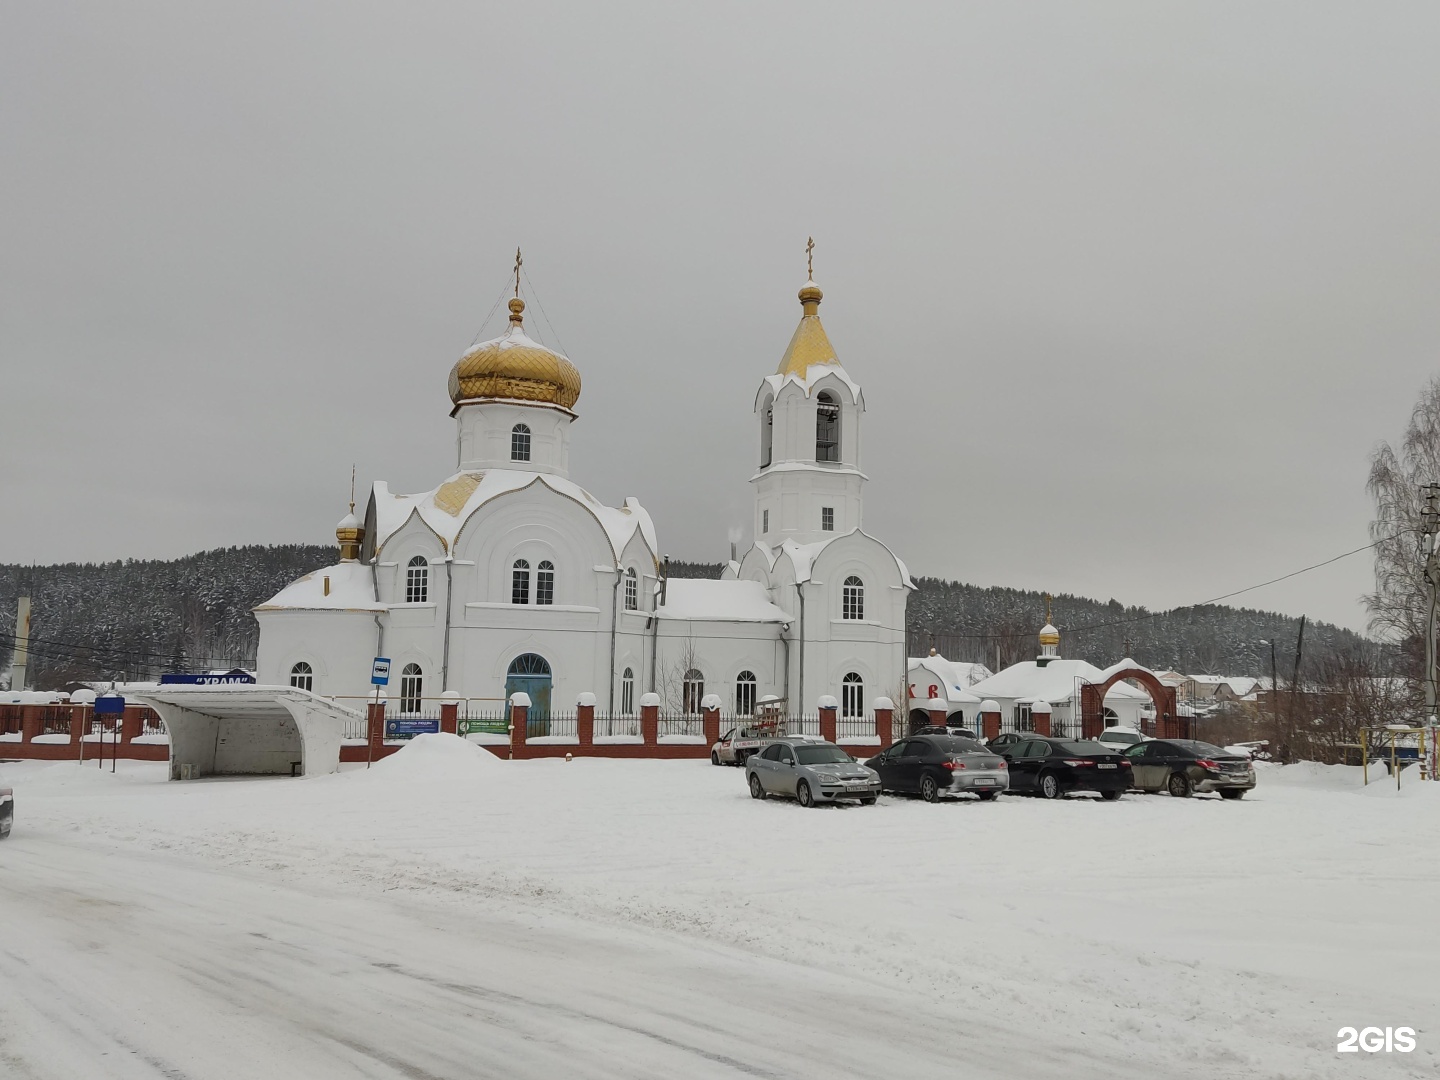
751 240 866 545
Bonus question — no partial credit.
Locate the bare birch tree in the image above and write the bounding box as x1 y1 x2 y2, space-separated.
1366 376 1440 642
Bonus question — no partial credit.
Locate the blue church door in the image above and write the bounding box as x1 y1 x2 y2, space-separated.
506 653 552 735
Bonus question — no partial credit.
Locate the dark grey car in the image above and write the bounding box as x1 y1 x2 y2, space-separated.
746 739 880 807
0 787 12 839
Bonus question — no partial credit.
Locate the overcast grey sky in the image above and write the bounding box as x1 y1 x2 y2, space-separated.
4 1 1438 633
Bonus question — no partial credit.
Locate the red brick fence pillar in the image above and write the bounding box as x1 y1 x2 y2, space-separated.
639 693 659 748
928 702 949 731
1031 700 1052 738
873 696 894 747
510 693 530 759
980 701 1002 742
818 695 838 744
700 695 721 747
20 706 41 745
439 692 459 735
577 693 596 748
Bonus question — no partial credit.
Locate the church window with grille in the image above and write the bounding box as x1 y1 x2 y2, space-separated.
289 661 313 692
536 560 554 605
842 672 864 718
511 424 531 462
735 671 757 716
512 559 530 605
621 667 634 714
624 567 638 610
821 507 834 531
842 575 864 620
400 663 423 714
683 669 705 714
761 397 773 468
406 556 429 603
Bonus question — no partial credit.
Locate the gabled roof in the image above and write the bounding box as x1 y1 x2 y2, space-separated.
370 470 656 564
748 530 913 588
907 654 991 704
254 560 384 613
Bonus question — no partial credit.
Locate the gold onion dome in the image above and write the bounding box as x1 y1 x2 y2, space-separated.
448 297 582 411
1039 622 1061 647
776 279 840 379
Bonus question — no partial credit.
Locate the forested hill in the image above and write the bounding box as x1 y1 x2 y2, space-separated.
1 548 1368 689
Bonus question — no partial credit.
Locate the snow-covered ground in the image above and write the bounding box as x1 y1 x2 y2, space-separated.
1 738 1436 1079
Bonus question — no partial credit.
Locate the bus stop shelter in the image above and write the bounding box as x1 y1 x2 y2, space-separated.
127 684 361 779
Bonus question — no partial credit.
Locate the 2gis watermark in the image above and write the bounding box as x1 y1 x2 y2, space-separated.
1336 1027 1417 1054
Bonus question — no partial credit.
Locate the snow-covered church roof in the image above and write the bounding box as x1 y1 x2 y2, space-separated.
967 657 1152 706
657 579 793 623
254 560 383 613
369 470 656 563
749 532 913 588
909 654 993 704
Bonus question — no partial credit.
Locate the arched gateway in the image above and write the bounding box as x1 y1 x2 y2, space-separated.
1079 665 1186 740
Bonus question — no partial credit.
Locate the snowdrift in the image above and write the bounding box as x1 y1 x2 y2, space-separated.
357 732 504 784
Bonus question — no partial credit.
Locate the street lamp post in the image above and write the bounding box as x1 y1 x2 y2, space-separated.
1258 638 1279 749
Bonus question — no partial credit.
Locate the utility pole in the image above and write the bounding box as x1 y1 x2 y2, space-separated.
9 597 29 692
1259 637 1279 748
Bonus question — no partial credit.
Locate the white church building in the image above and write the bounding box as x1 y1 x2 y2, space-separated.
254 260 913 721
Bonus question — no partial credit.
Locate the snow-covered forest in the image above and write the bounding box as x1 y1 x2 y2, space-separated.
1 548 1370 689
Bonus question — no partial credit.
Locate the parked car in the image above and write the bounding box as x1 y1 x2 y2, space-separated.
1095 726 1149 752
865 734 1008 802
912 724 980 740
1122 740 1255 798
984 731 1033 753
711 726 772 766
746 739 880 807
995 737 1131 800
0 787 12 839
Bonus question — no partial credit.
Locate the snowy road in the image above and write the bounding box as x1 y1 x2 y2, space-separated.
1 741 1436 1078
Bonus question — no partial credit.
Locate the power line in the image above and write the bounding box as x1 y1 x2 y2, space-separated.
916 531 1403 643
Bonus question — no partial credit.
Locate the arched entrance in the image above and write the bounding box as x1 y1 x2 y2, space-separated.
506 653 552 727
1080 668 1183 740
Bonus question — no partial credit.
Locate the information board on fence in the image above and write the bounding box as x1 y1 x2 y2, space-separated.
384 719 439 741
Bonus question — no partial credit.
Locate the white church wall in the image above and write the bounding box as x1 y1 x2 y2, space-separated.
255 609 377 705
455 400 573 476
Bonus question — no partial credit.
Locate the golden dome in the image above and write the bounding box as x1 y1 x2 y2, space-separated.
448 298 582 411
1039 622 1061 647
776 280 840 378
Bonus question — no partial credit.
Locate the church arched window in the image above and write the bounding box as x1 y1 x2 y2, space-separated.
760 393 774 468
406 556 429 603
399 663 423 714
815 391 840 462
842 672 864 718
512 559 530 605
621 667 635 715
289 661 313 692
624 567 638 611
735 671 757 716
511 424 531 462
536 560 554 605
841 575 864 620
683 669 704 714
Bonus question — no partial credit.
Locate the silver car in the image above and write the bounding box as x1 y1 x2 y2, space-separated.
746 739 881 807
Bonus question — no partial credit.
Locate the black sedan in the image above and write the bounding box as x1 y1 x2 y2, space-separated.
996 737 1131 800
865 735 1009 801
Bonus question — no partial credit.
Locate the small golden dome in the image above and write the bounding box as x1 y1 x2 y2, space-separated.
1039 622 1061 647
448 297 582 411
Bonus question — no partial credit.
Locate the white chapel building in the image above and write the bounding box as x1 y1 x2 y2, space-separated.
254 264 912 721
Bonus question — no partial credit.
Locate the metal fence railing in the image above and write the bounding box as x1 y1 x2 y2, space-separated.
657 713 705 738
593 713 641 738
528 712 578 739
836 716 877 740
